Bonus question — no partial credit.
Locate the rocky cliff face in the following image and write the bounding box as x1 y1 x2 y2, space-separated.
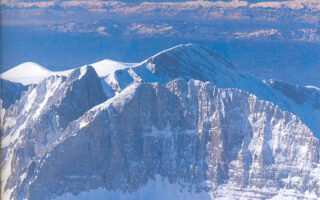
0 79 28 110
1 66 107 200
103 44 320 137
1 45 320 200
8 79 320 200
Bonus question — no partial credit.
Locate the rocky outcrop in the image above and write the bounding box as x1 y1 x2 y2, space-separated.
9 79 320 200
1 66 107 200
0 79 28 110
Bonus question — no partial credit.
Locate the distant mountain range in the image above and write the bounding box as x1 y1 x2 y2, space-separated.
2 0 320 25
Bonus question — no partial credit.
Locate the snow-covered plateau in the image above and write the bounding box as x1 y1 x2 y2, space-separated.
1 44 320 200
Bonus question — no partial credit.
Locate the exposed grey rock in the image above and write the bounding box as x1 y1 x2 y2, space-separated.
1 66 107 199
9 79 320 200
0 79 28 109
103 44 320 138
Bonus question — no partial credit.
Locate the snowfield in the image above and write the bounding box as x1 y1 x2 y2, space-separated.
1 59 135 86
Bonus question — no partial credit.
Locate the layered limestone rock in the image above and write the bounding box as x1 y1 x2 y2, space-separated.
9 79 320 200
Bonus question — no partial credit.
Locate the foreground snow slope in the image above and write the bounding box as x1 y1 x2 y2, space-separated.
1 44 320 200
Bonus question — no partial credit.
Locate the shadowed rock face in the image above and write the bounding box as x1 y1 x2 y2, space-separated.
9 79 320 200
1 66 108 199
269 79 320 108
0 79 28 109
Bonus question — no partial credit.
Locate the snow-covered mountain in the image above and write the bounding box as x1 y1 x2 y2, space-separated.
100 44 320 137
1 44 320 200
1 66 108 199
0 60 135 86
1 62 52 86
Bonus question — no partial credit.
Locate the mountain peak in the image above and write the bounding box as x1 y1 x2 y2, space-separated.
136 43 237 83
87 59 134 77
1 62 52 85
100 44 320 139
67 65 97 80
2 62 51 77
145 43 236 71
1 65 108 199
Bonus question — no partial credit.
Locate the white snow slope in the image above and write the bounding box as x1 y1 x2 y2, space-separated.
0 60 136 86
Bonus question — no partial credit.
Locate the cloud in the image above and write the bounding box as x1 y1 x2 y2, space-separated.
2 0 320 11
1 0 320 25
96 26 109 36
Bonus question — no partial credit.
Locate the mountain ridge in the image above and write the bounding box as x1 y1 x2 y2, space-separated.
8 78 320 200
98 44 320 137
2 44 319 136
1 44 320 200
